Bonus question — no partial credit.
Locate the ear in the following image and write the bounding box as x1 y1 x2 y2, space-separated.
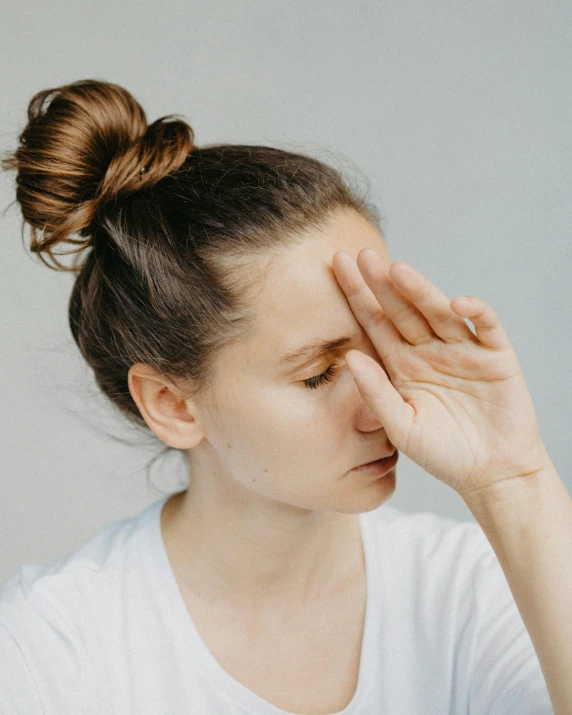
127 363 205 450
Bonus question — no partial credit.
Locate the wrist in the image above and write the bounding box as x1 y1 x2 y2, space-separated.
461 456 560 525
460 443 552 506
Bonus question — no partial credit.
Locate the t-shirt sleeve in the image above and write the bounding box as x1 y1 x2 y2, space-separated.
0 570 85 714
0 622 43 714
468 540 554 714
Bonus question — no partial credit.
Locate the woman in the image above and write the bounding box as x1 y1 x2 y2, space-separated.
0 79 569 714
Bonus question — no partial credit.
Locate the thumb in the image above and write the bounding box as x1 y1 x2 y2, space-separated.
345 350 413 447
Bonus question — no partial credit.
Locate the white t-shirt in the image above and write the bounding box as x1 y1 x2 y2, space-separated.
0 496 553 714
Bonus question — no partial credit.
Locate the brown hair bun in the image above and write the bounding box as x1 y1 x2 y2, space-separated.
2 79 194 270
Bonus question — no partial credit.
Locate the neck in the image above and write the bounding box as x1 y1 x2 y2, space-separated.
160 481 364 618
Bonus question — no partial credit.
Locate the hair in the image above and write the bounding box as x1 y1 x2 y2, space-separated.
2 79 382 438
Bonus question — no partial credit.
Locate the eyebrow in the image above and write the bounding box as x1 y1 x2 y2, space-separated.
278 336 353 366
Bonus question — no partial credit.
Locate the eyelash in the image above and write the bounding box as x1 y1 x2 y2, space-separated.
303 364 340 389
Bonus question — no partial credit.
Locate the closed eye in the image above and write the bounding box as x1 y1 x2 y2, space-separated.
303 364 339 389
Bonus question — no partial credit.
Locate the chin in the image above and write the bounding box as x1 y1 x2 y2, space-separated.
338 470 396 514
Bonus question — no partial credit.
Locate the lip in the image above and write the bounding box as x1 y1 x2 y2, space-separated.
355 448 397 468
351 449 398 476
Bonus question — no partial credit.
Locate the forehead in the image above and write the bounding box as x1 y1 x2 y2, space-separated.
228 209 389 371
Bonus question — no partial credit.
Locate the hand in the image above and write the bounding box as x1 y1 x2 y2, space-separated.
331 248 548 500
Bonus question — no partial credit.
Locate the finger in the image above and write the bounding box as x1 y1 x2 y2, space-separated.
354 249 438 346
345 349 415 449
450 295 512 350
387 261 478 344
331 250 407 361
332 249 427 350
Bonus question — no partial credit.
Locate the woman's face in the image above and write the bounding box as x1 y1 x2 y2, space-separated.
190 208 397 515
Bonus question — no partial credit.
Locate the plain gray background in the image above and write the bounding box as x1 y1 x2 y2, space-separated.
1 0 570 588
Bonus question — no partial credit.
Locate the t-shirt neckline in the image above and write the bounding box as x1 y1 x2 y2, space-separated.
143 495 382 715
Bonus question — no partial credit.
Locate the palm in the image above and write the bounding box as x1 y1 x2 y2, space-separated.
331 249 545 498
381 333 540 493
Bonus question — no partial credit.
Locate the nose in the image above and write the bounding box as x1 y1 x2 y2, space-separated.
356 399 384 432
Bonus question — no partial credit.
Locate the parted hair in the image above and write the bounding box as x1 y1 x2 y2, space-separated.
2 79 381 430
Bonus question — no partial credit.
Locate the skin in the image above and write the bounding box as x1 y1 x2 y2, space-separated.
130 203 572 711
128 207 396 621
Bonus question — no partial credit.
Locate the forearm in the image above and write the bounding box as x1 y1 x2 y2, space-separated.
463 452 572 715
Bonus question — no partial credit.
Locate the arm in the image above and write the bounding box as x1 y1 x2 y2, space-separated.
330 251 570 711
463 449 572 715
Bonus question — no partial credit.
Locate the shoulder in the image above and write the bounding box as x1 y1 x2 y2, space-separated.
2 501 148 610
366 501 488 562
363 501 495 605
0 498 163 665
0 498 164 711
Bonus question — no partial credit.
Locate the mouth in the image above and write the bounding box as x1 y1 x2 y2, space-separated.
355 448 397 468
352 449 398 476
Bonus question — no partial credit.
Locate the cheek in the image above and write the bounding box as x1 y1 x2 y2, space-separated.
211 380 353 465
298 389 354 447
